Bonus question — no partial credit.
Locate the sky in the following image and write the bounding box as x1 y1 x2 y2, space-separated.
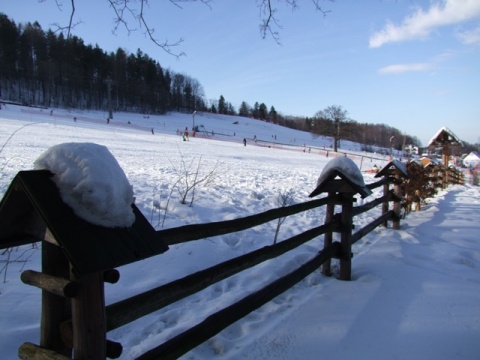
1 0 480 146
0 105 479 359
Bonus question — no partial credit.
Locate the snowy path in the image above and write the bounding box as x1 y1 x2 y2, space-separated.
188 185 480 360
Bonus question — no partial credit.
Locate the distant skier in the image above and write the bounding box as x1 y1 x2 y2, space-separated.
243 138 247 146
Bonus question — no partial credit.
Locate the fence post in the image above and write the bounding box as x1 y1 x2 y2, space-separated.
322 192 335 276
41 241 72 356
70 269 107 359
339 193 354 281
382 180 389 227
392 173 402 230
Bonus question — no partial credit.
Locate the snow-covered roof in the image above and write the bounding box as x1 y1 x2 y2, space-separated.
428 127 462 148
0 169 169 275
34 142 135 228
464 151 480 160
309 157 372 198
408 159 423 167
375 159 409 178
419 156 442 167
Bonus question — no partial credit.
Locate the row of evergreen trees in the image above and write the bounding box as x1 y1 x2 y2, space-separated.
215 95 278 121
0 13 286 120
0 14 206 113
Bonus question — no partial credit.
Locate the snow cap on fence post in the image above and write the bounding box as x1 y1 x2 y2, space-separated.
374 159 409 179
309 157 372 198
33 142 136 228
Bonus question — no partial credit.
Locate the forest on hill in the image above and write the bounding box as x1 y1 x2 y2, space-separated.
1 13 477 152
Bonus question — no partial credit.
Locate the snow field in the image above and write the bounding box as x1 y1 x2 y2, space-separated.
0 105 479 359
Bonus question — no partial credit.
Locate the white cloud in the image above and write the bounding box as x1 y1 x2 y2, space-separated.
378 63 433 74
457 25 480 44
369 0 480 48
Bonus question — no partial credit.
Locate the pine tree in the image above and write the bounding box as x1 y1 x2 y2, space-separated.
268 106 277 122
238 101 250 117
252 102 260 118
218 95 226 114
258 102 268 120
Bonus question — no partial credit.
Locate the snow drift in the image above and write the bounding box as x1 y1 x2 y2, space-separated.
34 142 135 228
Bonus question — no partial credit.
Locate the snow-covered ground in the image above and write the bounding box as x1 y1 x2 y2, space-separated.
0 105 479 359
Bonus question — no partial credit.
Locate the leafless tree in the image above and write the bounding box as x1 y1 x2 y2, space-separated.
169 153 221 207
315 105 348 152
273 189 295 244
43 0 333 56
1 245 38 285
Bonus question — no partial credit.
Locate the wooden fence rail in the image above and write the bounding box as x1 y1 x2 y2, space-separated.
2 158 464 360
108 165 405 358
136 242 343 360
105 220 339 331
156 194 339 246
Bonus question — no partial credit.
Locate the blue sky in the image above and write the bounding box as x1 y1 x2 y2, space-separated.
2 0 479 146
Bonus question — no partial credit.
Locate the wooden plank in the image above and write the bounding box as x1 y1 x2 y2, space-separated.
18 342 71 360
366 176 391 190
156 194 337 246
106 221 339 331
352 193 391 217
21 270 78 298
351 211 394 244
135 242 342 360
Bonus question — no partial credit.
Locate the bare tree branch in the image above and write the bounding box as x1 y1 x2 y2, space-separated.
258 0 282 44
258 0 332 44
41 0 81 38
139 0 187 58
107 0 136 35
41 0 331 56
66 0 75 38
169 0 213 10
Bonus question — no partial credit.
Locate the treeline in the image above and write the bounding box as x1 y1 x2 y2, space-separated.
0 14 206 114
308 117 422 151
212 96 422 150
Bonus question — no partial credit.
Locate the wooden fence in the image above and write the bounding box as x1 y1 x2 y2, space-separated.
10 159 464 360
